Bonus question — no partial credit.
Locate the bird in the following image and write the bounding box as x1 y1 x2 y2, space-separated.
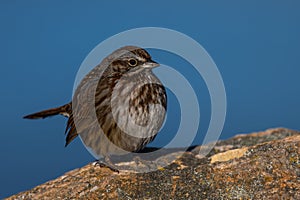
24 46 167 172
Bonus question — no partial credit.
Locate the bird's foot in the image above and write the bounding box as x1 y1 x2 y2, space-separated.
133 156 157 171
94 158 120 173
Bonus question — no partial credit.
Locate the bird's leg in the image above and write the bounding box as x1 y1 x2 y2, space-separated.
133 156 156 169
94 156 120 173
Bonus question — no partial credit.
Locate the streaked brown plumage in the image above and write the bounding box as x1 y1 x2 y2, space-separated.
24 46 167 171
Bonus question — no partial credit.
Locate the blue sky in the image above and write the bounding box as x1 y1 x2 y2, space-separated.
1 1 300 198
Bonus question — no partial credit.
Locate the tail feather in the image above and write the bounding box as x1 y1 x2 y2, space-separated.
23 103 71 119
64 113 78 147
23 102 78 146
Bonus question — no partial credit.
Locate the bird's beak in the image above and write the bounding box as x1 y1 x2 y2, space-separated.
143 59 160 68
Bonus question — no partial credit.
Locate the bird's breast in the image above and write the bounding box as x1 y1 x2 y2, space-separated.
109 74 167 139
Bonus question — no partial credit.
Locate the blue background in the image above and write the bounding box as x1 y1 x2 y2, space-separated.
1 1 300 198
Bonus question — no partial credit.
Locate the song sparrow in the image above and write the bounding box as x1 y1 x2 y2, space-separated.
24 46 167 172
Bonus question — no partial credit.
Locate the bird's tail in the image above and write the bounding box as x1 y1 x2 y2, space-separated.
23 103 71 119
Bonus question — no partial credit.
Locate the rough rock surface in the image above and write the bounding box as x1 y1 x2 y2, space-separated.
7 128 300 199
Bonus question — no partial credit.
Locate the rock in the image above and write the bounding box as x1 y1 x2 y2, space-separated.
210 147 248 163
6 128 300 199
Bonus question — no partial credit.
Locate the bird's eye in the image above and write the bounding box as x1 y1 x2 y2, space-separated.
128 59 138 67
